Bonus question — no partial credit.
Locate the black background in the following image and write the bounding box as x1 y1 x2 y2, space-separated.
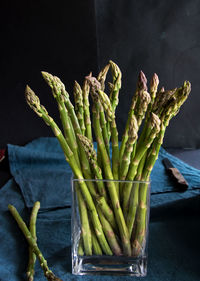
1 0 200 148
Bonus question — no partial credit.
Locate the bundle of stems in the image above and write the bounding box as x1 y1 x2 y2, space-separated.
25 61 191 257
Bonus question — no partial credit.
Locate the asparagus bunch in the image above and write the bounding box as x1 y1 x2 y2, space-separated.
24 61 191 258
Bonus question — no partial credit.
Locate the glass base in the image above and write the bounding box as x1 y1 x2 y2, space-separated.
72 254 147 276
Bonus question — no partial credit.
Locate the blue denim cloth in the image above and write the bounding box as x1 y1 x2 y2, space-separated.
0 137 200 280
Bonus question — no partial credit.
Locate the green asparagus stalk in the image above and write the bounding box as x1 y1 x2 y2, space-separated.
97 63 111 140
41 72 81 169
87 81 131 256
91 227 103 255
77 133 107 198
126 154 147 237
8 204 63 281
77 133 118 230
119 114 138 200
78 236 84 256
149 73 159 113
27 201 40 281
73 80 86 135
132 81 191 256
96 205 122 256
82 73 93 141
120 114 138 182
97 63 110 91
109 60 122 113
76 185 92 255
119 87 150 199
134 90 151 127
122 113 161 217
119 71 147 163
85 75 110 160
97 88 120 195
43 74 100 199
25 86 112 255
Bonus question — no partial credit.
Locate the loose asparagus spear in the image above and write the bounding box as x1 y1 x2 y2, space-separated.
27 201 40 281
73 80 86 135
25 86 112 255
82 73 93 141
8 204 62 281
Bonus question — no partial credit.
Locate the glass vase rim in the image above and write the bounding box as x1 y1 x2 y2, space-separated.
72 177 150 184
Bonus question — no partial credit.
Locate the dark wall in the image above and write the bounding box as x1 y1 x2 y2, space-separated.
95 0 200 148
1 0 200 148
0 1 98 147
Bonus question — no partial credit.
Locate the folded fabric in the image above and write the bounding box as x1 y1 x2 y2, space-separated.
8 137 200 209
0 137 199 281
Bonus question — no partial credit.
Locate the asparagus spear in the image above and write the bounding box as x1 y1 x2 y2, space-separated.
119 71 147 163
91 227 103 255
122 113 161 217
149 73 159 114
97 88 120 195
73 80 86 135
109 60 122 113
27 201 40 281
42 74 100 199
97 63 110 91
77 133 117 230
96 205 122 256
75 185 92 255
41 72 80 169
126 154 147 237
120 114 138 182
78 236 84 256
77 133 107 198
82 73 93 141
125 76 159 238
119 114 138 200
87 80 131 256
134 90 151 127
8 204 63 281
132 81 191 256
25 86 112 255
97 63 112 141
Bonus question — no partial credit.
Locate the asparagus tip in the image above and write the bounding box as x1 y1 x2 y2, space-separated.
150 73 159 92
138 71 147 91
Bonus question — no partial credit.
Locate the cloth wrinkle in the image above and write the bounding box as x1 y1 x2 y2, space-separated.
0 137 199 281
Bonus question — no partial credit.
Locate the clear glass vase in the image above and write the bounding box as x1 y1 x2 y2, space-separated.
71 178 150 276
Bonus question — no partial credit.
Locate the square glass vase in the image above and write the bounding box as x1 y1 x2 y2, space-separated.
71 178 150 276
